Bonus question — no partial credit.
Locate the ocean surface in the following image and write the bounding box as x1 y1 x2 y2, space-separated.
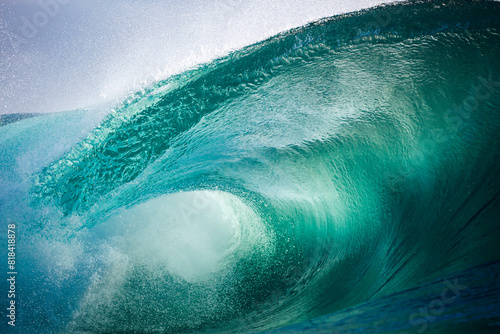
1 1 500 333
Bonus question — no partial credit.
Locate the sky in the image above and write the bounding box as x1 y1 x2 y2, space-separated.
0 0 403 115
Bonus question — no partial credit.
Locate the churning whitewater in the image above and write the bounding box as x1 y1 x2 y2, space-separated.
1 1 500 333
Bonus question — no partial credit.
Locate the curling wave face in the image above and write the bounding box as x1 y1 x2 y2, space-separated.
1 1 500 333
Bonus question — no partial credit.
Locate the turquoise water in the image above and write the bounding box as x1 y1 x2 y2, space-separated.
1 0 500 333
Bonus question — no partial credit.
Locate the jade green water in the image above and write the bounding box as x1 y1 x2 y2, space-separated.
1 1 500 333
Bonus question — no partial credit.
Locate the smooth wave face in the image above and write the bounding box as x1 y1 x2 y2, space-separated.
1 1 500 333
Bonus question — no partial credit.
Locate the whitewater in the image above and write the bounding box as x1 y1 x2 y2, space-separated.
1 0 500 333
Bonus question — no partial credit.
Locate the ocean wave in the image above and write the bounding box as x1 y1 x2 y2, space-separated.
1 1 500 333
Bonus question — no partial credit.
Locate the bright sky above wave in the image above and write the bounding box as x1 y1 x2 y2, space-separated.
0 0 403 115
